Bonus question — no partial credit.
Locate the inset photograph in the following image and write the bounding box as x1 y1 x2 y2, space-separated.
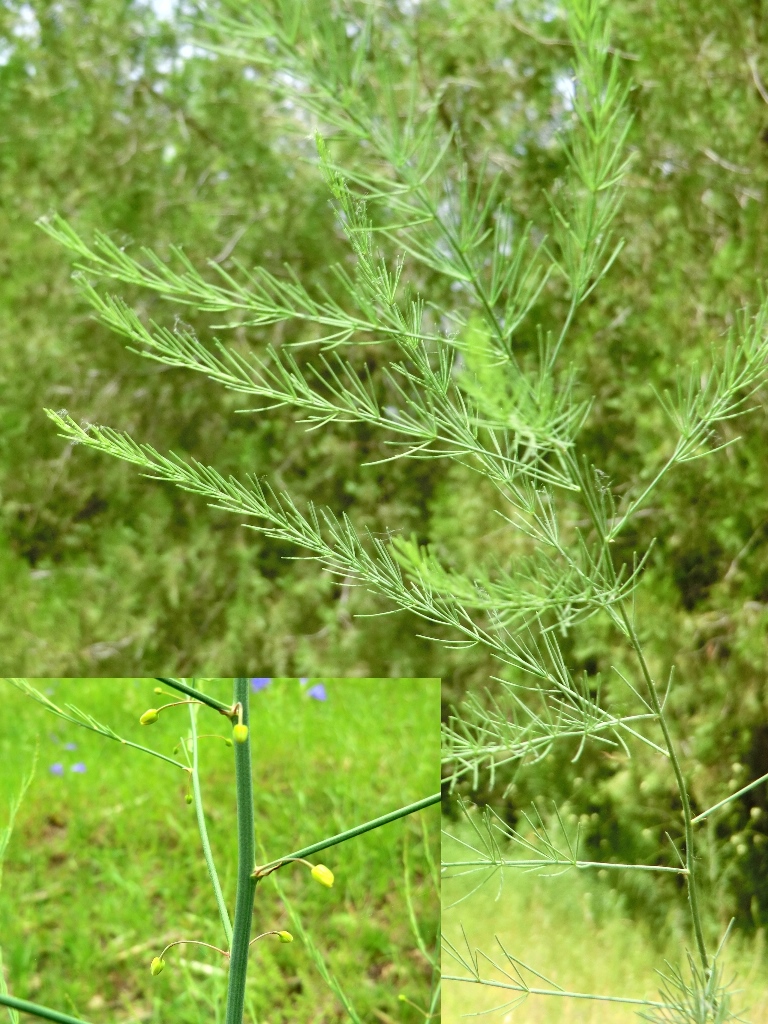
0 678 439 1024
442 677 768 1023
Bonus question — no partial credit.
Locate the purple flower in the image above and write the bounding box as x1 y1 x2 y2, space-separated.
306 683 327 702
250 678 271 692
71 763 87 774
299 678 308 686
64 742 77 751
49 763 64 776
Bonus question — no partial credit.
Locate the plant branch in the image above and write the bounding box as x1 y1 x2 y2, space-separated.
691 768 768 824
155 678 236 718
5 680 190 774
0 994 93 1024
619 604 709 974
443 858 687 875
253 792 441 874
441 975 675 1009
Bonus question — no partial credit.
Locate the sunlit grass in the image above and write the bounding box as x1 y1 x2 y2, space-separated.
0 678 439 1024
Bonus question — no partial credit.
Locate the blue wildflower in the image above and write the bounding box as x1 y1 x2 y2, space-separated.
307 683 327 702
49 763 64 776
64 742 77 751
250 678 271 692
71 763 87 774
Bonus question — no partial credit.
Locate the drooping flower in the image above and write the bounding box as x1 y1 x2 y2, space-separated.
278 931 293 943
49 763 64 776
250 678 271 692
150 957 165 976
307 683 327 702
310 863 334 887
71 762 87 774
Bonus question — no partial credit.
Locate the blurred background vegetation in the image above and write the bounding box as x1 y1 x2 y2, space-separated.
2 0 768 959
0 678 439 1023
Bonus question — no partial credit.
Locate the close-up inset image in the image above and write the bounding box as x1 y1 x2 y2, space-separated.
0 678 440 1024
442 671 768 1023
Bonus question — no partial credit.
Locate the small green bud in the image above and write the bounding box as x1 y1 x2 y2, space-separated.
398 994 407 1002
140 709 159 725
150 957 165 976
233 724 249 744
225 738 233 747
154 687 163 694
185 793 193 804
277 930 293 943
310 863 334 888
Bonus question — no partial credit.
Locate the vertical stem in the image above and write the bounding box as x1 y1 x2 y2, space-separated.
619 605 709 973
225 679 256 1024
189 700 233 948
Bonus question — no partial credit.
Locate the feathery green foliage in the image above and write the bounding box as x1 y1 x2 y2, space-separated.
22 0 768 1018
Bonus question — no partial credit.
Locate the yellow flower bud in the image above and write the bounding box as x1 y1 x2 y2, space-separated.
310 864 334 888
140 709 159 725
154 687 163 694
277 931 293 943
150 957 165 976
233 724 249 744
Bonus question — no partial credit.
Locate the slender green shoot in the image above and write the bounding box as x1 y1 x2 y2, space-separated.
187 698 233 947
5 679 190 774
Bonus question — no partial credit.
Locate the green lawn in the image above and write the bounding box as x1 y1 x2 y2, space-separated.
0 679 439 1024
443 821 768 1024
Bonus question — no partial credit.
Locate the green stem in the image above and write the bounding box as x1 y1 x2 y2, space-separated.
225 679 256 1024
692 768 768 824
441 976 675 1010
189 701 233 947
155 678 235 718
255 792 441 873
619 605 709 973
0 993 92 1024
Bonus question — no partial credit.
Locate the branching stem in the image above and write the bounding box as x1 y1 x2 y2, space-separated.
619 604 709 974
155 678 237 718
253 792 441 876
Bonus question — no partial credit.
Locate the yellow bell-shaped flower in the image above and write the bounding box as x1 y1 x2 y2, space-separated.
310 863 334 888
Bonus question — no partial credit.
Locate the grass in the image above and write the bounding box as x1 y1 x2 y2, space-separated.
0 678 439 1024
442 820 768 1024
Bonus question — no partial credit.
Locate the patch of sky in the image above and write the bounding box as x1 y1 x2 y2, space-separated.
553 71 576 112
12 3 39 41
144 0 177 21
